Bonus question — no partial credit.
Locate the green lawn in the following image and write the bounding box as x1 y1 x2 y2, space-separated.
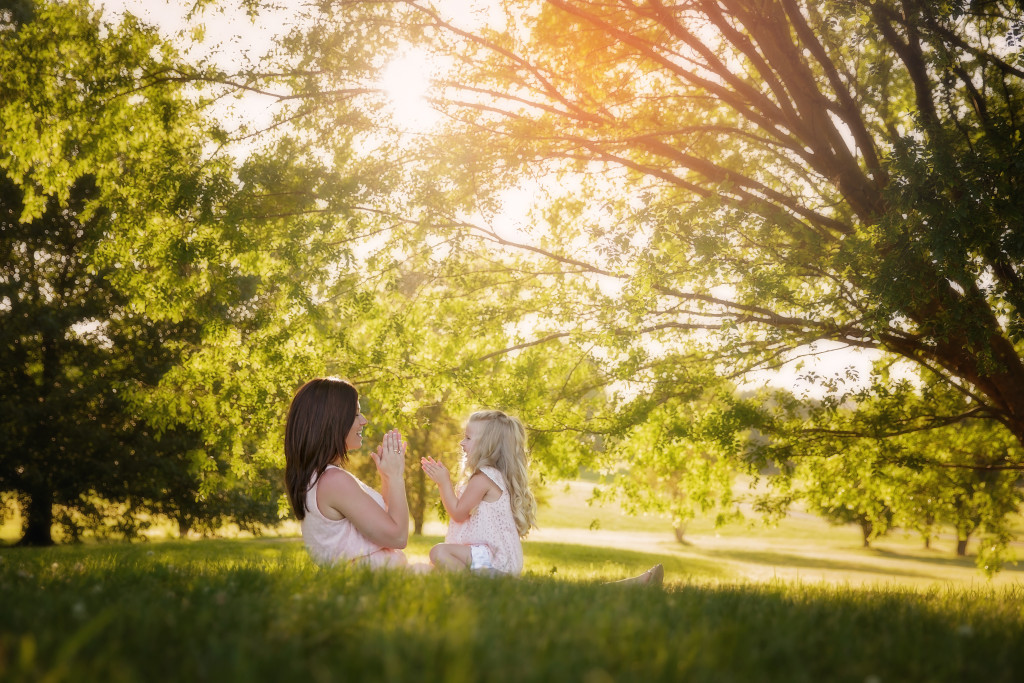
4 480 1024 681
2 537 1022 682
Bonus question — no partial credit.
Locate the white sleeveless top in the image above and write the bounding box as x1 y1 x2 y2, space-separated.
301 465 406 568
445 466 523 575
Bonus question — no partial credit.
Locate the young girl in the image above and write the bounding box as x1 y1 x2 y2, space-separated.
421 410 536 575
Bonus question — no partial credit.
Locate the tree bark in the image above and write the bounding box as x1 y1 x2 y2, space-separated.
412 466 425 536
956 538 969 556
178 517 193 538
859 519 873 548
18 486 54 546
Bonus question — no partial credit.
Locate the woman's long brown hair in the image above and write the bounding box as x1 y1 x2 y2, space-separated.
284 378 359 520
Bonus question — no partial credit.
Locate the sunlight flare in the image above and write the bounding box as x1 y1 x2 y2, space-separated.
380 50 440 132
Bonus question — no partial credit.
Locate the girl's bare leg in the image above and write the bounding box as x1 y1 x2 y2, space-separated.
429 543 473 570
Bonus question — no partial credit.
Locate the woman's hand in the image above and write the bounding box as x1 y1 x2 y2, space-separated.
420 456 451 488
371 429 406 480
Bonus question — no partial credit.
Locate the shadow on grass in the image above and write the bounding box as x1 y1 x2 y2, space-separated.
408 534 731 581
869 547 1024 573
523 539 731 581
695 547 936 579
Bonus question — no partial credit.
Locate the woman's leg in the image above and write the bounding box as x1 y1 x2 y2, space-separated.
360 548 409 569
608 563 664 586
429 543 473 570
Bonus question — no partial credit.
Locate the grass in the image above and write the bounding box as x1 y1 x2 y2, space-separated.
3 482 1024 681
2 538 1023 682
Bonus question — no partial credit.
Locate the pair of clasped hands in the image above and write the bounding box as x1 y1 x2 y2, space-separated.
370 428 452 487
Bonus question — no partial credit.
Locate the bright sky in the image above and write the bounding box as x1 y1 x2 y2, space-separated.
97 0 895 399
100 0 286 64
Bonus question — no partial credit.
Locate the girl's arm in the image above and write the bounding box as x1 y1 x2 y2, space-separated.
318 430 409 549
421 458 496 523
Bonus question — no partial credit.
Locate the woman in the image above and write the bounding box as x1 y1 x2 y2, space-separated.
284 377 409 567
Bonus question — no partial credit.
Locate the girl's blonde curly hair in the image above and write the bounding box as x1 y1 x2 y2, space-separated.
463 410 538 537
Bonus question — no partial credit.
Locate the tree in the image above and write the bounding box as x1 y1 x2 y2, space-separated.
0 0 374 544
776 377 1024 570
888 419 1024 569
604 385 752 542
125 0 1024 558
310 0 1024 457
403 403 463 534
319 253 616 528
798 438 896 548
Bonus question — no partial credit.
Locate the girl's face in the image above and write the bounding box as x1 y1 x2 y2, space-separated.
346 408 368 451
460 420 482 461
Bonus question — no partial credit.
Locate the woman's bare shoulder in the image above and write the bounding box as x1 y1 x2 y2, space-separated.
318 466 362 494
316 467 368 519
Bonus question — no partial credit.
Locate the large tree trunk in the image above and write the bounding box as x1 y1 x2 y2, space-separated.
18 487 54 546
956 538 969 556
177 517 192 538
18 327 58 547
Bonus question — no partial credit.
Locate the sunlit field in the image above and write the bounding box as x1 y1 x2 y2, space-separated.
3 482 1024 681
528 480 1024 588
3 537 1022 682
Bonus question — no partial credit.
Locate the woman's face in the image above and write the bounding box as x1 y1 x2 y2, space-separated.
460 420 482 460
346 407 368 451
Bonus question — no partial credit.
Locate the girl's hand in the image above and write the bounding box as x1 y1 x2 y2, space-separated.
420 456 451 487
371 429 406 480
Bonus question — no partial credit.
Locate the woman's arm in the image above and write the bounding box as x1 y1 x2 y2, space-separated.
319 430 409 549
